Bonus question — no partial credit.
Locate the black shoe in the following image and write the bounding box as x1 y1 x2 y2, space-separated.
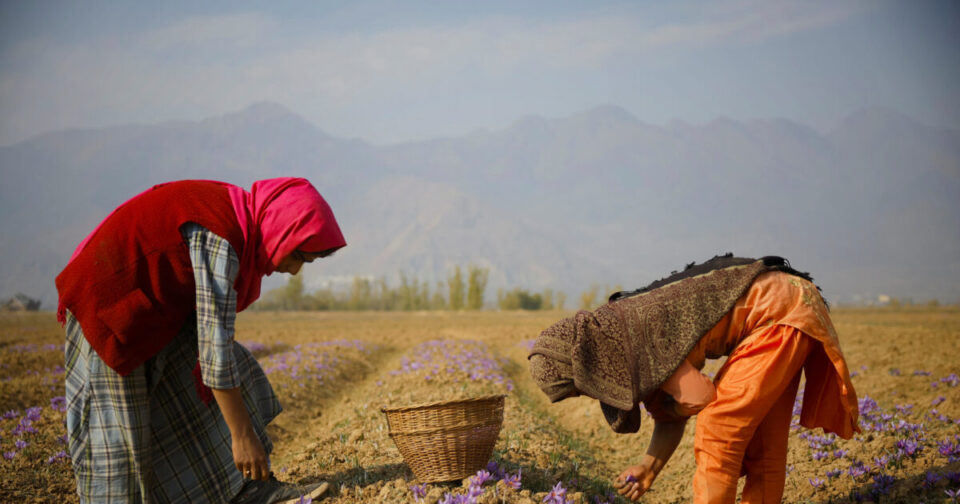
231 473 329 504
266 480 329 504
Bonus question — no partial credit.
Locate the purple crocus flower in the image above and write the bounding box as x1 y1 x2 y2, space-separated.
24 407 41 422
410 484 427 501
1 410 18 420
3 451 14 460
940 438 960 463
808 477 825 489
942 374 960 387
50 396 67 413
873 455 890 468
895 438 922 458
543 481 571 504
502 469 522 490
471 469 492 487
933 396 947 406
453 493 477 504
485 461 505 479
14 439 26 450
848 462 868 480
946 488 960 502
858 395 879 415
466 483 484 500
871 473 895 498
46 450 68 464
825 469 842 479
833 449 849 459
922 471 942 489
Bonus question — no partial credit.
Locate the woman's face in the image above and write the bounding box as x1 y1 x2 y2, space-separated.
274 249 334 275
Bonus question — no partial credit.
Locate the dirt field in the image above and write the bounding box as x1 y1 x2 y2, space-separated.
1 308 959 503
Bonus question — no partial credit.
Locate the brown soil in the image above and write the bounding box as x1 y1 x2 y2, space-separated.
1 308 959 503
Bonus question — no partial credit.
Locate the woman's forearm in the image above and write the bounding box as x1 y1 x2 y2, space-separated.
643 419 687 474
212 387 254 438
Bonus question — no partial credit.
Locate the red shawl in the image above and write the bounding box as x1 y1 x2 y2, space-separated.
56 178 346 398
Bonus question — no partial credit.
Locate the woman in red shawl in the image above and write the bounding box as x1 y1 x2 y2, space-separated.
56 178 345 504
528 255 859 504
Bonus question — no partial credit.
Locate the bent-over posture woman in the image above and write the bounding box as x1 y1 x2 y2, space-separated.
56 178 345 504
528 255 859 504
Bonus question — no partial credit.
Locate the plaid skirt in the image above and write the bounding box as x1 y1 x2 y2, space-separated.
64 311 282 504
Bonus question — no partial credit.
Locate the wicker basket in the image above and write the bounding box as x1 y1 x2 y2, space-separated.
381 395 506 483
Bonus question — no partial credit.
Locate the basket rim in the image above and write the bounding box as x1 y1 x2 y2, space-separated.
380 394 506 413
387 417 503 436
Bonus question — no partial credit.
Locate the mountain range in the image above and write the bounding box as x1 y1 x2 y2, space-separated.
1 102 958 307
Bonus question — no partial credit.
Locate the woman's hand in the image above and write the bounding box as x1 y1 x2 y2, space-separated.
614 463 658 501
611 416 687 502
231 426 270 481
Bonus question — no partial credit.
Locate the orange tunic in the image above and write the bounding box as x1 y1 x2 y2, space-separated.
689 271 859 438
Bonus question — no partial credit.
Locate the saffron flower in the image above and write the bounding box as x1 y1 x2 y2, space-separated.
543 481 572 504
3 451 15 460
895 438 922 458
14 439 27 450
502 469 522 490
939 437 960 463
946 488 960 502
848 462 868 480
485 461 505 479
410 483 427 501
24 407 42 422
50 396 67 412
808 477 825 489
873 454 890 468
46 451 68 464
471 469 492 487
942 374 960 387
871 474 895 498
922 471 942 489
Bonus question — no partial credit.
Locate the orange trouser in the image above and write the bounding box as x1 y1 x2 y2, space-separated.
693 324 812 504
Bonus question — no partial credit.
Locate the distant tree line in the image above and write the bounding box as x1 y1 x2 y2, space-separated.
253 266 633 312
254 265 491 311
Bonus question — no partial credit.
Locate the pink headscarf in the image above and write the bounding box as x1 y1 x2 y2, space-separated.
227 177 346 311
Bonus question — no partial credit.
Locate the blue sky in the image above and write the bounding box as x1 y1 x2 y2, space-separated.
0 0 957 146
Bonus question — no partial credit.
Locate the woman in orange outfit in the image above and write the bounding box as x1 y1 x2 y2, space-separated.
528 255 859 503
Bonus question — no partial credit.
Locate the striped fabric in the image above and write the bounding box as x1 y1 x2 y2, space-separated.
64 224 282 503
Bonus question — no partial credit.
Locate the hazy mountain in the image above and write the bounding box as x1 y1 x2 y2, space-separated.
1 102 957 307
